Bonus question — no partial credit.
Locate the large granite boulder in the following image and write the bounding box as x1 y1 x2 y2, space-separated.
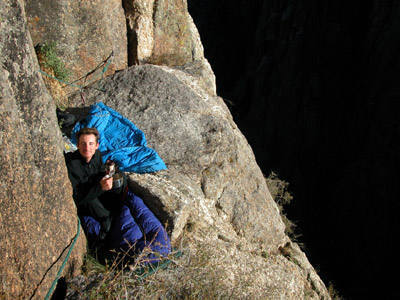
122 0 216 96
68 64 330 298
123 0 203 66
25 0 127 93
0 1 86 298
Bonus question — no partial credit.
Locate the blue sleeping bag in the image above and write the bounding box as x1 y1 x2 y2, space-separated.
71 102 167 173
82 190 171 263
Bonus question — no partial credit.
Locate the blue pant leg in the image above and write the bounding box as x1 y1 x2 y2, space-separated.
125 190 171 259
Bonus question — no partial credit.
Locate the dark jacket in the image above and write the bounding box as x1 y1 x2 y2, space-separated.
65 149 105 208
65 149 127 217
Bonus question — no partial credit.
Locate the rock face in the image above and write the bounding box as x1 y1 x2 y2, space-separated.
123 0 204 66
25 0 127 93
122 0 216 96
68 64 330 298
0 0 86 298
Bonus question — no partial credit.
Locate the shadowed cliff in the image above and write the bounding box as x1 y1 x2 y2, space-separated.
189 0 400 298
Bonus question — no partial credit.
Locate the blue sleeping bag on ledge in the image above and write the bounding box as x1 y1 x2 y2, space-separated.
82 190 171 263
71 102 167 173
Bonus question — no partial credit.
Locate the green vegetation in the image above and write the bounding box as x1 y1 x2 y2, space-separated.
266 172 343 298
36 42 71 81
35 41 71 109
265 171 293 207
265 171 297 238
68 247 224 299
328 281 343 300
66 236 266 299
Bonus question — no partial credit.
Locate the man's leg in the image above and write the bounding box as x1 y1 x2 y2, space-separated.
78 198 112 239
124 191 171 260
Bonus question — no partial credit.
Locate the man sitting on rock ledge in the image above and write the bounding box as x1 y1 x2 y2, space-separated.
65 127 171 262
65 127 119 240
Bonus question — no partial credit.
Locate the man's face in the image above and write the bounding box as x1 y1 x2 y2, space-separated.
78 134 99 162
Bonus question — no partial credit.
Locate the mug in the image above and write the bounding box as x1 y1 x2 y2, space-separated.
112 173 123 189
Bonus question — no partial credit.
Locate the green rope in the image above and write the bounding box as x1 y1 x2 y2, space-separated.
38 52 113 91
95 52 113 92
134 250 183 280
38 69 83 89
44 218 81 300
101 55 113 80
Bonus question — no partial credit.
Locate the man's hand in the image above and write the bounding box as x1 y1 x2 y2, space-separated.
100 176 113 191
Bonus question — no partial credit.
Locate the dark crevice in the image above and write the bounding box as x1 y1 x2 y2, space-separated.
127 180 174 234
122 0 139 66
29 236 76 300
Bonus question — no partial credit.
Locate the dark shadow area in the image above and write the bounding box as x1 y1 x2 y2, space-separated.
50 277 67 300
189 0 399 298
127 180 175 235
29 234 77 300
57 106 91 137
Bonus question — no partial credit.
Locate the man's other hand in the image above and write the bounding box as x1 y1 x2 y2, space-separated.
100 176 113 191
